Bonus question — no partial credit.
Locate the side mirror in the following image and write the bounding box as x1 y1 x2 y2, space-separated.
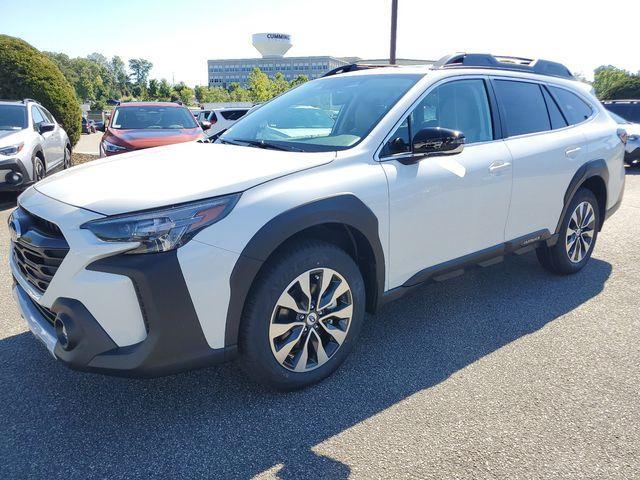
409 127 465 162
200 120 212 130
39 122 55 134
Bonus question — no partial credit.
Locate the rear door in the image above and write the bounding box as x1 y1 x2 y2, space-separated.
495 78 590 240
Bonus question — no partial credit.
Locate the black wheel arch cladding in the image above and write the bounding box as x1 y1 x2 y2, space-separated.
225 194 385 347
557 159 608 234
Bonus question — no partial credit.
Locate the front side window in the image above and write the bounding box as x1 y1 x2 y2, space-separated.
111 106 198 130
494 80 550 137
381 79 493 157
220 74 422 152
548 86 593 125
39 106 55 124
0 105 27 131
31 105 45 128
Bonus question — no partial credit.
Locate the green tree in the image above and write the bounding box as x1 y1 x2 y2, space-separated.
290 74 309 88
593 66 638 100
0 35 82 145
128 58 153 87
110 55 129 96
148 79 160 99
271 72 289 97
158 79 172 100
247 67 271 102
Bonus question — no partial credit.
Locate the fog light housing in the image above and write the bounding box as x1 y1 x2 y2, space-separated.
54 313 77 350
5 171 22 185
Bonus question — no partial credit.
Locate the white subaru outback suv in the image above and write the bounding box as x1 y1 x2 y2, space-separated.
8 54 625 390
0 99 71 191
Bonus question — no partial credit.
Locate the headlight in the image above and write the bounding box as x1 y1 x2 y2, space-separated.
102 140 127 153
81 194 241 254
0 143 24 156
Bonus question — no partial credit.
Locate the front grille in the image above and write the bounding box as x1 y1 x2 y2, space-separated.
31 298 57 326
11 207 69 294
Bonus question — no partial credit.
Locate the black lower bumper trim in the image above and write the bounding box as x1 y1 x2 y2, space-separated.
0 158 32 191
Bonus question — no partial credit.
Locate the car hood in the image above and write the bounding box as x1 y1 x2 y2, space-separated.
34 141 335 215
106 128 202 149
0 129 23 145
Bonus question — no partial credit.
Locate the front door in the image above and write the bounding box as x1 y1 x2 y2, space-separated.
379 78 513 288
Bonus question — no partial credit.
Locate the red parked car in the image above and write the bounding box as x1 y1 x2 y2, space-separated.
100 102 203 156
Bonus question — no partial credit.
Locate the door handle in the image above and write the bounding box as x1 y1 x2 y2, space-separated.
489 161 511 173
565 147 581 158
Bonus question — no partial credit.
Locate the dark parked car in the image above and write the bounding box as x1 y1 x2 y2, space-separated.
602 100 640 123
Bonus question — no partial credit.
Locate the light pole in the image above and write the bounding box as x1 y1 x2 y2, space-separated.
390 0 398 65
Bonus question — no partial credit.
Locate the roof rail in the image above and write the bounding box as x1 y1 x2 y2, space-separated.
22 98 41 105
434 53 574 79
322 63 398 78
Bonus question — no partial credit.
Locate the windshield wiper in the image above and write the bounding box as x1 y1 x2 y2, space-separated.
230 138 304 152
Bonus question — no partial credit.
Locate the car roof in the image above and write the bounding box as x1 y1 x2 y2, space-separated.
117 102 186 108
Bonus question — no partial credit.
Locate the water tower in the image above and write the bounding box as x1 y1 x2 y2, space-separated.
252 33 292 58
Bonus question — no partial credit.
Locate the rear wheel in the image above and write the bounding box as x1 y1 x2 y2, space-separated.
536 188 600 275
239 240 365 390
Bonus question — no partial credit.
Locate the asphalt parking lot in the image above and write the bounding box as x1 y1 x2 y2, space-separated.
0 171 638 479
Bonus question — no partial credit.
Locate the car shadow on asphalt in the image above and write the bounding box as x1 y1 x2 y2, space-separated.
0 192 18 211
0 253 612 479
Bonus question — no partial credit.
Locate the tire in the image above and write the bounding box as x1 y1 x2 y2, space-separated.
536 187 600 275
32 154 45 183
239 239 365 390
63 145 71 169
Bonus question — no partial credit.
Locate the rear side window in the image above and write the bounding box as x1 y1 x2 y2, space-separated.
494 80 550 136
548 86 593 125
542 87 568 129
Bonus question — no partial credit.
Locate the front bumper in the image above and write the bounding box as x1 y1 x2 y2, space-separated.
10 189 238 377
0 157 32 191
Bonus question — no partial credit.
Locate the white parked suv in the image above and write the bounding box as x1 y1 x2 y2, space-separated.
0 99 71 191
198 107 249 136
8 54 625 390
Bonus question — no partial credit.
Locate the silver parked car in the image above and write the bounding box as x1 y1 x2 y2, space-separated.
607 111 640 167
0 99 71 191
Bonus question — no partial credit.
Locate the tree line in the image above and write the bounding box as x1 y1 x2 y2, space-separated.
44 52 308 109
593 66 640 100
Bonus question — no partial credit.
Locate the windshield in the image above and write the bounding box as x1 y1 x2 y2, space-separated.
111 106 198 130
0 105 27 131
220 74 423 152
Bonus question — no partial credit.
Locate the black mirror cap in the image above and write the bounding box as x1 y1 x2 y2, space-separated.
200 120 212 130
39 122 55 134
412 127 465 158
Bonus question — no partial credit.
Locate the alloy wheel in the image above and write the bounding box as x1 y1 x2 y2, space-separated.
34 159 45 182
269 268 353 372
566 201 595 263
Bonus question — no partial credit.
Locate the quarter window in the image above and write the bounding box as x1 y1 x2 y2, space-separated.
542 87 568 129
548 86 593 125
494 80 550 137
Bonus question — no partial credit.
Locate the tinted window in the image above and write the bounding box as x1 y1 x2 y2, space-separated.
381 117 410 157
494 80 550 136
410 79 493 144
0 105 27 130
221 110 248 121
604 103 640 123
548 86 592 125
542 87 567 129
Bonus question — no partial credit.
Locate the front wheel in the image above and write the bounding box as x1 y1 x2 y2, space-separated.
32 155 45 183
63 146 71 169
536 187 600 275
239 240 365 390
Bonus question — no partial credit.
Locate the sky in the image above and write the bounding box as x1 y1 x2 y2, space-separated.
1 0 638 86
